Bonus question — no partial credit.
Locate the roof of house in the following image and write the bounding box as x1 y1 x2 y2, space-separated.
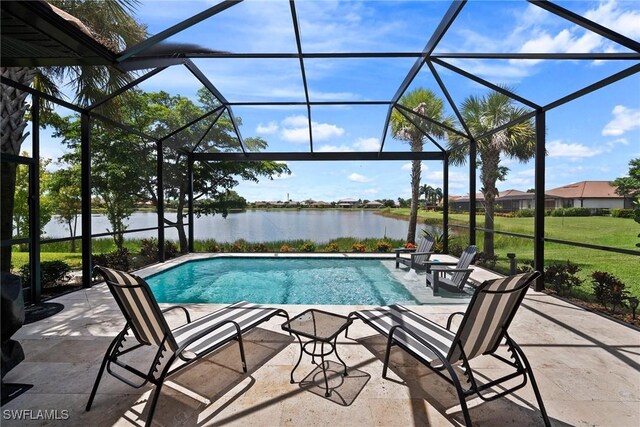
365 200 383 206
452 189 535 202
546 181 622 199
337 198 358 203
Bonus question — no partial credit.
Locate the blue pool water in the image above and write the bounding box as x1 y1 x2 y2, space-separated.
146 257 419 305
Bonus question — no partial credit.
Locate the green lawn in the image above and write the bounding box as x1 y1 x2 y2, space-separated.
382 208 640 297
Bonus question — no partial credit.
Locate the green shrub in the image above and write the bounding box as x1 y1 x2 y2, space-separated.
474 251 498 270
591 271 629 314
93 249 132 272
544 261 583 296
517 260 535 273
300 241 316 252
422 228 446 253
611 208 634 218
230 239 247 252
139 238 179 261
351 243 366 253
324 243 340 252
19 260 72 289
280 244 291 252
376 241 392 252
250 243 269 252
207 243 220 252
448 243 464 257
513 208 535 217
592 208 610 216
550 208 591 217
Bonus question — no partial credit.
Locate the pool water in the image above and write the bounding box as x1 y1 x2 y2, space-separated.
146 257 419 305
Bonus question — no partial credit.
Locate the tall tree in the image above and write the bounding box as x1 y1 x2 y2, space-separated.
448 89 536 256
391 88 450 243
12 155 53 238
612 158 640 199
0 0 146 270
420 184 434 208
49 165 82 252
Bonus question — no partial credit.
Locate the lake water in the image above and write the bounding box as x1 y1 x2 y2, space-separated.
42 209 432 242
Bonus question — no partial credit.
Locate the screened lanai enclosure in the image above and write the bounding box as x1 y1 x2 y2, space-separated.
1 0 639 303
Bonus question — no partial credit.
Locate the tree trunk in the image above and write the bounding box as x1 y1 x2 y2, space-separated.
407 158 421 243
176 182 188 253
1 67 36 272
480 148 500 257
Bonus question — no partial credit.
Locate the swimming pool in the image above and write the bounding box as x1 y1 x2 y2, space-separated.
146 257 420 305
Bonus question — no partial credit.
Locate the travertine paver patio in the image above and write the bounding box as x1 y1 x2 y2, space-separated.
3 254 639 426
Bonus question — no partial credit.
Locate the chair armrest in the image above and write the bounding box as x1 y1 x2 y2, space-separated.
176 319 242 358
162 305 191 324
446 312 465 330
394 247 416 253
430 266 472 273
423 260 457 266
410 251 434 257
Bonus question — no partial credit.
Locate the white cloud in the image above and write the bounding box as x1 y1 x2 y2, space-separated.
313 123 345 140
363 188 379 195
256 121 278 134
547 140 601 158
348 173 372 183
602 105 640 136
401 162 412 171
280 115 345 143
353 137 380 151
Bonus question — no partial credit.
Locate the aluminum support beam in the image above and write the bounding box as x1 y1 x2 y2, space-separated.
529 0 640 53
161 105 225 142
289 0 314 153
29 95 41 302
379 0 466 153
431 58 540 110
193 151 444 162
469 139 477 246
187 157 195 252
87 67 168 111
534 110 546 291
394 107 446 152
543 63 640 112
395 103 468 139
81 113 92 288
117 0 243 62
425 60 473 139
157 140 165 262
443 153 449 254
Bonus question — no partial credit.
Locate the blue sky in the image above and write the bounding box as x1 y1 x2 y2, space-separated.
39 0 640 202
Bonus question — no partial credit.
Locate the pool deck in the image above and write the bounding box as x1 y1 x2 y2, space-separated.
3 253 639 426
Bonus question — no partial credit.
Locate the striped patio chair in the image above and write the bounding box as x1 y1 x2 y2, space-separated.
349 272 550 427
394 235 435 270
86 266 289 426
423 245 477 293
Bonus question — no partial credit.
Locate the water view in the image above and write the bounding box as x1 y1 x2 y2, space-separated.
43 210 433 242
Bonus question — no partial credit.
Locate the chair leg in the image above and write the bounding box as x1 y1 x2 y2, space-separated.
511 341 551 427
382 337 394 379
236 333 247 373
86 333 122 411
145 381 164 427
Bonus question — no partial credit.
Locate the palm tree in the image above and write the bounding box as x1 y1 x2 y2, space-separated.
420 184 434 209
448 89 536 256
1 0 146 271
391 88 451 243
434 187 443 206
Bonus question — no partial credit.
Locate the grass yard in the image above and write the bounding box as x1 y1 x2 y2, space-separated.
381 209 640 297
